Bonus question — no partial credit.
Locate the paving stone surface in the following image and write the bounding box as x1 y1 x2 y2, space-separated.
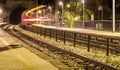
0 28 58 70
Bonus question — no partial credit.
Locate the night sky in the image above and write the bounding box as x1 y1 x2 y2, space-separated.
38 0 55 5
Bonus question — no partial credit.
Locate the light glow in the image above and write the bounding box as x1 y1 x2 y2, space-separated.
48 6 52 9
23 18 40 21
81 0 84 4
22 18 51 22
59 1 63 6
25 5 46 16
0 9 2 13
67 4 70 8
38 10 42 14
74 17 78 20
57 11 60 14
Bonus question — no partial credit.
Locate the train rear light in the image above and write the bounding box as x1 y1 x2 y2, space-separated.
23 18 40 22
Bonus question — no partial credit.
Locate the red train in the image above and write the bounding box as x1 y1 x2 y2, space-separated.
21 12 51 25
21 12 37 24
21 5 50 25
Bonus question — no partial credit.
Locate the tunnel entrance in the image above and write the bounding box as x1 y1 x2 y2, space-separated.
9 7 27 25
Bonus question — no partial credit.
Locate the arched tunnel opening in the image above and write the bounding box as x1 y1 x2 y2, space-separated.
9 7 27 25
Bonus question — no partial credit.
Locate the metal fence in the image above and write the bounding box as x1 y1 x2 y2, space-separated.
41 20 120 32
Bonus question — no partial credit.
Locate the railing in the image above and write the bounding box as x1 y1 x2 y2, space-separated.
21 25 120 57
41 20 120 32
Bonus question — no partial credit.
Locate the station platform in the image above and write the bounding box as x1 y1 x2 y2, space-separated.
32 24 120 38
0 28 58 70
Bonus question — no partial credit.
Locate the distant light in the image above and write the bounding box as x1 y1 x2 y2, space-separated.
0 9 2 13
48 6 52 9
42 9 45 12
38 10 42 14
67 4 70 8
81 0 84 4
74 17 78 20
57 11 60 14
59 1 63 6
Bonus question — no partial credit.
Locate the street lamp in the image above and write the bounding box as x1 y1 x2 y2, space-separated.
0 9 2 13
67 4 71 27
81 0 85 28
48 6 52 18
98 5 103 30
57 11 60 26
42 9 45 17
67 4 70 8
113 0 115 32
37 10 42 24
59 1 64 26
57 11 60 14
74 17 78 20
37 10 42 18
38 10 42 14
48 6 52 25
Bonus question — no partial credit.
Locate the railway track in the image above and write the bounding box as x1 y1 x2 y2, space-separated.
22 25 120 55
1 24 119 70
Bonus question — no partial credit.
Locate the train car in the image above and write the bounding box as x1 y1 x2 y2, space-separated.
21 13 51 25
21 12 38 25
21 5 51 25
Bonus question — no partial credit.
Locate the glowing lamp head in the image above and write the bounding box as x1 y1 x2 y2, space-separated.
57 11 60 14
74 17 78 20
67 4 70 8
38 10 42 14
0 9 2 13
48 6 52 9
59 1 63 6
81 0 84 4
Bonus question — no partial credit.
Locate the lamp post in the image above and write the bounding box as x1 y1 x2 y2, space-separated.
57 11 60 26
81 0 85 29
113 0 115 32
42 9 45 17
49 6 52 25
67 4 70 27
98 5 103 30
37 10 42 24
59 1 64 26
